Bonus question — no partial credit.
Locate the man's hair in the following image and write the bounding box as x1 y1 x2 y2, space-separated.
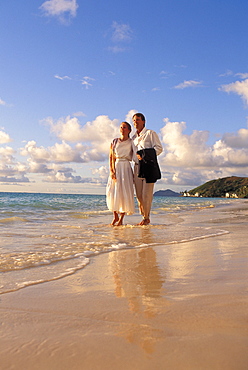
132 113 146 123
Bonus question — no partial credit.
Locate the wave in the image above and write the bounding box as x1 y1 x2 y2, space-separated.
0 255 90 295
0 216 29 223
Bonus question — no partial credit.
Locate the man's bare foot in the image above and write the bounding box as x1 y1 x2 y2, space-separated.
138 218 150 226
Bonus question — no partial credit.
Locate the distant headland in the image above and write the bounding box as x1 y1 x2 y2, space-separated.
155 176 248 198
182 176 248 198
153 189 181 197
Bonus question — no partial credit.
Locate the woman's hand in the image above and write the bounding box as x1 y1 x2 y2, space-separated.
111 171 116 181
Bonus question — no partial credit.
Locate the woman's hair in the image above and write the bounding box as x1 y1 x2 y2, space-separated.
121 121 132 132
132 113 146 123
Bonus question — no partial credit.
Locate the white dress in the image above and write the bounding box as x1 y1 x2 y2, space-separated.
106 138 135 215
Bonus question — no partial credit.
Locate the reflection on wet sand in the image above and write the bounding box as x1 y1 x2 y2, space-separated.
109 247 166 354
109 223 168 248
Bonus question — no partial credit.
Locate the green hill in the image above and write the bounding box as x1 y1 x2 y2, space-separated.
186 176 248 198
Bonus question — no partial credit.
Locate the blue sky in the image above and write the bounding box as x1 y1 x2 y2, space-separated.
1 0 248 194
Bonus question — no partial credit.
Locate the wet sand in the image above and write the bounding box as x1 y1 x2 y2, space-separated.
1 201 248 370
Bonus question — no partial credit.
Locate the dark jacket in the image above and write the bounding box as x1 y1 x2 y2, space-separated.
137 148 161 183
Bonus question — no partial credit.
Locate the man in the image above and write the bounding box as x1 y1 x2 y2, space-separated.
132 113 163 225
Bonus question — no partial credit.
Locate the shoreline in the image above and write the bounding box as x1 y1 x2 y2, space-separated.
1 201 248 369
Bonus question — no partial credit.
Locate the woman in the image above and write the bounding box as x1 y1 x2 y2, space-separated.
106 121 135 226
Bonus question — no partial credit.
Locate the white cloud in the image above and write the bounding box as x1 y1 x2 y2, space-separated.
107 22 133 53
40 0 78 20
160 118 214 167
54 75 94 88
43 163 100 183
111 21 133 43
222 127 248 149
219 70 233 77
44 167 84 183
81 81 92 89
175 64 187 69
158 118 248 186
159 70 174 79
43 116 83 142
107 46 127 53
0 175 29 183
44 114 120 153
21 140 90 164
54 74 72 80
0 146 15 164
0 130 29 183
83 76 94 81
220 78 248 105
27 160 51 174
0 98 7 106
162 170 211 187
0 146 15 156
92 166 109 182
81 76 95 89
125 109 137 126
0 158 30 183
0 130 12 144
212 139 248 166
50 141 84 163
20 140 50 163
235 72 248 79
174 80 202 89
72 111 86 117
25 160 94 184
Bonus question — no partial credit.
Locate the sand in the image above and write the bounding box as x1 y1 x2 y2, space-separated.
1 202 248 370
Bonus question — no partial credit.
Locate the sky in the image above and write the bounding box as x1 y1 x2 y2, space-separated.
1 0 248 194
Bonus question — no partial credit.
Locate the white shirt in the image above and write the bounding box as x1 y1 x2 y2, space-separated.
132 127 163 163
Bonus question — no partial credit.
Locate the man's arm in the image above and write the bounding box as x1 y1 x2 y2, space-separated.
150 131 163 156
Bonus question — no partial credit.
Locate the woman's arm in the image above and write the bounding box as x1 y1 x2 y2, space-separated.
109 142 116 180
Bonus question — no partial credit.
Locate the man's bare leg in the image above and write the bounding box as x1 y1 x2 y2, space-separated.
138 182 154 225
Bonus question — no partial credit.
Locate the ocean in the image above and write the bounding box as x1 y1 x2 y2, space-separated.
0 192 233 295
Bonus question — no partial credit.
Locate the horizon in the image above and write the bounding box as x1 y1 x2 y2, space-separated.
2 174 247 197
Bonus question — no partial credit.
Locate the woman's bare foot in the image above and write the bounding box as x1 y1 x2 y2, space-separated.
111 212 119 226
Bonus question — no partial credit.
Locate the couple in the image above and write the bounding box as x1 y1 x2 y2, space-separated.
106 113 163 226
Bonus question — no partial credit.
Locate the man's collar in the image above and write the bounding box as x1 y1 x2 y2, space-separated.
137 127 147 136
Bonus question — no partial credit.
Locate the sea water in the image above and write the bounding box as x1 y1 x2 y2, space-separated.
0 192 233 295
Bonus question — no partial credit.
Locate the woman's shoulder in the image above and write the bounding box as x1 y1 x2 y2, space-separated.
111 137 119 146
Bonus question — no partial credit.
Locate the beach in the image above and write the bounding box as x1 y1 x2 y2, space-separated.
1 197 248 369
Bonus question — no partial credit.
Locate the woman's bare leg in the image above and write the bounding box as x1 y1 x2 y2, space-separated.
111 211 119 226
116 212 125 226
